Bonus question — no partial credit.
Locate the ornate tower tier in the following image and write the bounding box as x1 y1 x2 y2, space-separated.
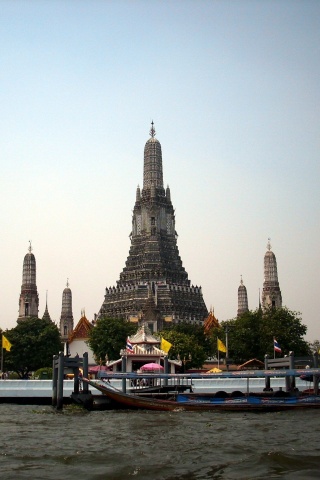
18 242 39 321
59 280 74 340
98 123 208 331
237 276 249 317
261 239 282 309
143 122 164 189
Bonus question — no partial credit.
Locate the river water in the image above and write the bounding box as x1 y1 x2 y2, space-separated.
1 404 320 479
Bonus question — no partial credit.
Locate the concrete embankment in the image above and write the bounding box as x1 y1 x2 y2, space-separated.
0 377 312 405
0 379 100 405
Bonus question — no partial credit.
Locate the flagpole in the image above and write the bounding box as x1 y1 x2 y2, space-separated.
1 344 3 374
217 342 220 368
273 337 275 359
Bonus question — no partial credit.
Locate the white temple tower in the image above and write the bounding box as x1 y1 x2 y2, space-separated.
261 239 282 309
17 242 39 321
59 280 74 340
237 276 249 317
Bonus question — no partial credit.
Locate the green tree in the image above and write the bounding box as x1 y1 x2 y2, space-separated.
34 367 53 379
308 339 320 354
260 307 309 357
4 317 62 378
158 327 207 370
168 323 214 358
87 317 137 362
222 307 310 363
221 310 262 363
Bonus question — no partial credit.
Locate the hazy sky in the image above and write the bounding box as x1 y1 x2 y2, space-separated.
1 1 319 341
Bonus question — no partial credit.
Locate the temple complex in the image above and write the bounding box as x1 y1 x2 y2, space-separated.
97 123 208 331
17 242 39 322
261 239 282 309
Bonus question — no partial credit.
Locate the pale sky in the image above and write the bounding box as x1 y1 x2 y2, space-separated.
1 1 319 341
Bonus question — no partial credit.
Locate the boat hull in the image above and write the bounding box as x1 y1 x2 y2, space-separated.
83 379 320 412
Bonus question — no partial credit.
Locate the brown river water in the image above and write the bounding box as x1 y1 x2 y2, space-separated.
0 404 320 479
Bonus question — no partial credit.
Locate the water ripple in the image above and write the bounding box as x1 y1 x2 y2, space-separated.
0 405 320 479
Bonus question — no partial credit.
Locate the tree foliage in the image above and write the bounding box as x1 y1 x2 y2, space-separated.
34 367 53 379
4 317 62 378
221 307 310 363
87 317 137 362
159 324 209 370
308 339 320 354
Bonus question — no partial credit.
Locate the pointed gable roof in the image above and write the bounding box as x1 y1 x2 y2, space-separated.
237 358 265 370
204 309 220 334
68 314 93 342
128 324 159 345
42 305 52 322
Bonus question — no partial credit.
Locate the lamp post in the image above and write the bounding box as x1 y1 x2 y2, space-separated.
224 325 234 371
178 353 192 373
225 326 230 360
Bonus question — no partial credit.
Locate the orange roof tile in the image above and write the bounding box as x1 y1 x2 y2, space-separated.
68 315 93 342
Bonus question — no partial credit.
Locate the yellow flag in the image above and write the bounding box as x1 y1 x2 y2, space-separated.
217 338 226 353
2 335 12 352
160 337 172 353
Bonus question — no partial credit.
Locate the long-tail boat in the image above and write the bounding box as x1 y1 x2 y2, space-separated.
82 369 320 411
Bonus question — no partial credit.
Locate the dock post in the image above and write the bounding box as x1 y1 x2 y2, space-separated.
57 352 64 410
52 354 58 406
313 352 319 395
83 352 89 394
284 354 290 392
121 355 127 393
289 351 295 391
73 354 80 394
264 355 271 390
164 356 168 386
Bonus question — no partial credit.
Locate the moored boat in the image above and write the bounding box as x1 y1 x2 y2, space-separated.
83 372 320 412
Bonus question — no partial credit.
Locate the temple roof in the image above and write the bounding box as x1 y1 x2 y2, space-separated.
68 314 93 342
128 324 160 345
42 305 52 322
203 310 220 334
237 358 264 370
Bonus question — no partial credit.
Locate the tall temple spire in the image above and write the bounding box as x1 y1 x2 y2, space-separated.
98 124 208 331
17 243 39 321
59 280 74 340
237 275 249 317
261 239 282 309
42 290 52 322
258 288 262 311
143 121 164 189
